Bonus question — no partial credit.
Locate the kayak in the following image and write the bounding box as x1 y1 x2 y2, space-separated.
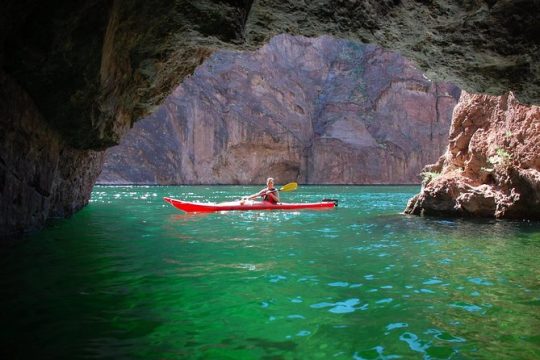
163 197 338 213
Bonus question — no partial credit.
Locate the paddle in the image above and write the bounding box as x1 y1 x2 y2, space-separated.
272 182 298 193
243 182 298 201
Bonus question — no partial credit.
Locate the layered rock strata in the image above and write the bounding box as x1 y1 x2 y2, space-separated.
405 92 540 219
98 35 460 185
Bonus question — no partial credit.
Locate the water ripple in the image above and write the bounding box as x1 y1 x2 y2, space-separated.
2 185 538 359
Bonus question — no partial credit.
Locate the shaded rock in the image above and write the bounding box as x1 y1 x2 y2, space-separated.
0 71 104 237
2 0 539 150
98 35 459 185
405 92 540 219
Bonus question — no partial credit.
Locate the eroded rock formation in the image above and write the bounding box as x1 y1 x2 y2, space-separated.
98 35 459 185
405 92 540 219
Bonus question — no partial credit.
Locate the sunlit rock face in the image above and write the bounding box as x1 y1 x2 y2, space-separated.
405 92 540 219
98 35 459 185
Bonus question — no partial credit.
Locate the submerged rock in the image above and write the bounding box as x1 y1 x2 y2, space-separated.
405 92 540 219
98 35 459 185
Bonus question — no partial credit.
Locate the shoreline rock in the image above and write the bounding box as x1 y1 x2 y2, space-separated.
405 92 540 219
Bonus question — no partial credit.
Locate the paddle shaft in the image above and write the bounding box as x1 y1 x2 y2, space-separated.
246 182 297 200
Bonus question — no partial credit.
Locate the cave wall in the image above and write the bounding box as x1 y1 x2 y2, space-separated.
1 0 539 235
0 71 104 236
245 0 539 105
3 0 538 151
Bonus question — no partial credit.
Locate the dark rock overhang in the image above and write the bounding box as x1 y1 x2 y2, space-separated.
2 0 539 151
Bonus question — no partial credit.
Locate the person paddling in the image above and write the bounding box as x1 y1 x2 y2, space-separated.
245 177 280 204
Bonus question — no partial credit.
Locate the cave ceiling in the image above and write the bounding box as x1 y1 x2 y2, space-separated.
2 0 538 149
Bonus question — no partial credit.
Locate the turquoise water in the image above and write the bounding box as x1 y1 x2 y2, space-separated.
1 185 539 359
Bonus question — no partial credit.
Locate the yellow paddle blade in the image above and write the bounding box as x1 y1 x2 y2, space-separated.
279 182 298 192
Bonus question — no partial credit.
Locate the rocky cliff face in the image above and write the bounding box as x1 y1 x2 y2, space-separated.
2 0 539 235
98 35 459 185
405 92 540 219
0 71 104 235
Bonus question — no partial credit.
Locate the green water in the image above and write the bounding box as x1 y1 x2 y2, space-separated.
1 186 539 359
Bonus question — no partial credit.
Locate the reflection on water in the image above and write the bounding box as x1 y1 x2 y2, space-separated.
0 185 539 359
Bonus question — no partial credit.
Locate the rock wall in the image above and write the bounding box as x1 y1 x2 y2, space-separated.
2 0 539 235
0 72 104 237
3 1 538 151
98 35 459 185
405 92 540 219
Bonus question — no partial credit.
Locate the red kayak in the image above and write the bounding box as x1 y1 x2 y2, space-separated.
164 197 337 213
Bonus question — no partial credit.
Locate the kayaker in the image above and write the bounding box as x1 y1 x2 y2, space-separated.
245 177 280 204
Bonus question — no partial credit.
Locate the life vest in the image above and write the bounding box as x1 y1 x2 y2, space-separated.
262 187 278 204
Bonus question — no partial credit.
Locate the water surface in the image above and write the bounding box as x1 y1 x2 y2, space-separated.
1 186 539 359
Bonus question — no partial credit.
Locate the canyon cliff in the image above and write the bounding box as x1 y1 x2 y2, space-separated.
98 35 459 185
405 92 540 219
2 0 539 235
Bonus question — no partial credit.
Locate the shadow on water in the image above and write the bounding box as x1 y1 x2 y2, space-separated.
1 185 539 359
379 213 540 243
169 212 212 222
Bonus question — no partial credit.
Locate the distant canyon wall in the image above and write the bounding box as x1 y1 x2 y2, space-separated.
98 35 460 185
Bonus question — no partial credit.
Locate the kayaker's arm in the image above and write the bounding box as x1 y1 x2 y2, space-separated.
265 189 280 203
245 189 266 200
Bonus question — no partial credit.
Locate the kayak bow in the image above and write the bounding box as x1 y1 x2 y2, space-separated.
163 197 337 213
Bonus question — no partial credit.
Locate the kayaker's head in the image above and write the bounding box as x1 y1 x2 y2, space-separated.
266 177 274 188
